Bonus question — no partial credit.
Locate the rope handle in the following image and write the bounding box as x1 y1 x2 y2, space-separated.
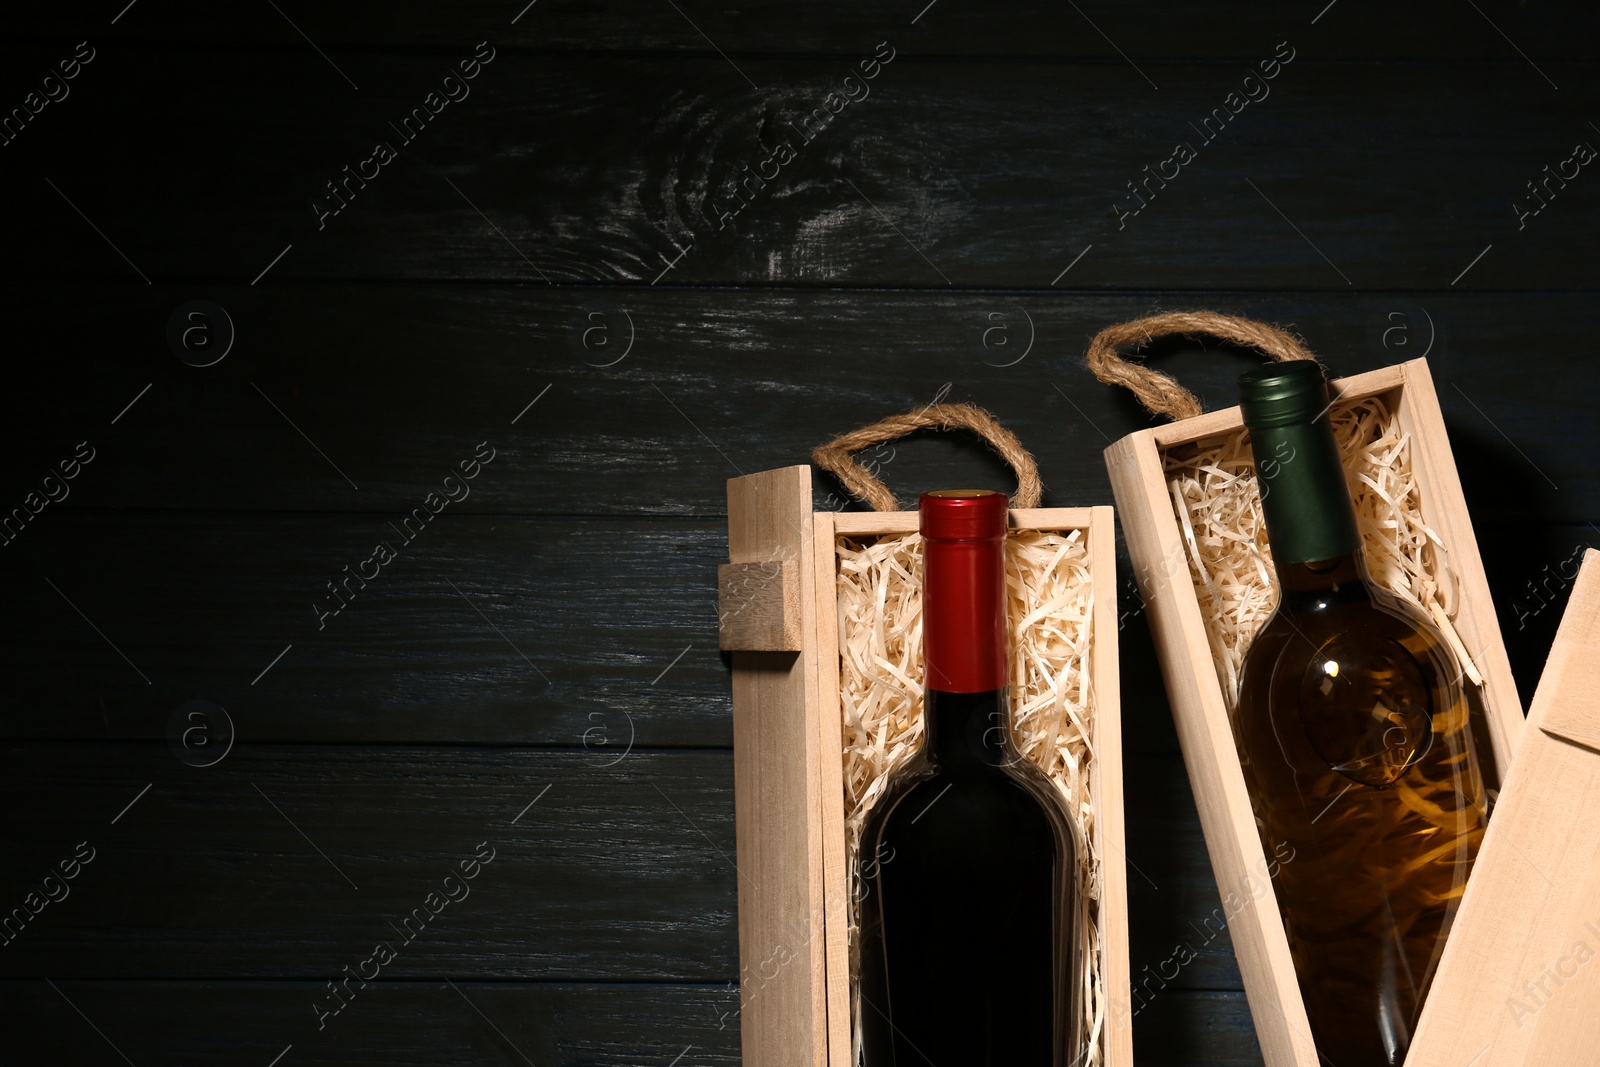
1084 310 1321 421
811 402 1042 512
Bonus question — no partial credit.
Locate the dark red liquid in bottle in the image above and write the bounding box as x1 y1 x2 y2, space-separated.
855 490 1081 1065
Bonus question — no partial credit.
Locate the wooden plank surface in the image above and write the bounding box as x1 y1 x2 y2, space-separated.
0 980 1265 1066
12 1 1599 59
0 53 1595 288
0 740 1237 988
0 508 1188 752
2 287 1596 522
0 514 732 745
0 498 1588 1044
5 2 1597 1063
719 560 803 651
0 745 740 980
0 746 1268 1063
1 980 747 1067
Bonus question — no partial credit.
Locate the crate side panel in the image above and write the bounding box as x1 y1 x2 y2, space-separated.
1104 433 1318 1067
1394 359 1525 771
811 511 854 1067
727 465 828 1067
1089 506 1136 1067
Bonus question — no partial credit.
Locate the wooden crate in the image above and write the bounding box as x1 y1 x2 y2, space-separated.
1102 357 1526 1067
717 463 1132 1067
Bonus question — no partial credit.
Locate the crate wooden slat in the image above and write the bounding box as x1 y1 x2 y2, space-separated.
722 468 1131 1066
1103 357 1526 1067
1106 427 1315 1066
1086 505 1134 1067
812 506 854 1066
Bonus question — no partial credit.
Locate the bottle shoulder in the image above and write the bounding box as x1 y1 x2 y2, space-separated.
1243 581 1458 678
862 751 1078 860
859 690 1080 860
1235 577 1480 792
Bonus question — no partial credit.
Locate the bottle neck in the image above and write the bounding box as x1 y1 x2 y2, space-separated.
922 531 1007 694
923 688 1011 771
1250 412 1362 575
1275 552 1370 614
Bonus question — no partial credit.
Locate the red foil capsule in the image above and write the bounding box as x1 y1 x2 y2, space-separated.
919 489 1009 694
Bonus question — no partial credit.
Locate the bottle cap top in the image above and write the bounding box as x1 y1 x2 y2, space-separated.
1238 359 1331 428
919 489 1009 541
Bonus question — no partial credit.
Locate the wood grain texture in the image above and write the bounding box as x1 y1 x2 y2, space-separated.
0 50 1595 287
718 560 802 651
0 980 746 1067
0 506 1228 756
0 511 1581 754
13 0 1598 59
0 980 1264 1066
0 741 1240 994
1121 747 1254 994
1408 550 1600 1067
0 744 741 980
0 513 732 745
4 1 1594 1061
1132 990 1264 1066
3 286 1596 522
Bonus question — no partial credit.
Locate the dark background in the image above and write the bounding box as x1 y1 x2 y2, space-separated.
2 2 1596 1064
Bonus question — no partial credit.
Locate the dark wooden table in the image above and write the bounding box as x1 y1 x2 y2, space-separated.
2 3 1594 1063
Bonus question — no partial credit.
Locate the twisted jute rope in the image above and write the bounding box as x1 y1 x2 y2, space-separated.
811 402 1043 512
1084 310 1320 421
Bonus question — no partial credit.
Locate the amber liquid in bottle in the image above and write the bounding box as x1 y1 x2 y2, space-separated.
1235 555 1488 1064
1233 363 1489 1066
855 490 1081 1066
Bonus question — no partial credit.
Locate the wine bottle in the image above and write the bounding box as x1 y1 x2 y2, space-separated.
1233 362 1489 1066
855 489 1082 1065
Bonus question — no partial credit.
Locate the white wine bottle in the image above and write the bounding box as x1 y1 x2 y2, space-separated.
1233 361 1490 1066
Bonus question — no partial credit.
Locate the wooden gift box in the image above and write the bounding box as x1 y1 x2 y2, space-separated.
716 464 1133 1067
1103 357 1526 1067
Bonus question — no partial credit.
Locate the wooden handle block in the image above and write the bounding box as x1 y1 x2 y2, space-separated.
719 559 802 651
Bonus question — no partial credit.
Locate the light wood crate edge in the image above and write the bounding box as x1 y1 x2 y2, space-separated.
725 464 829 1067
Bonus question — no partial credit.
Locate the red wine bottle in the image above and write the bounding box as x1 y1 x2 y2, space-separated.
856 489 1082 1065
